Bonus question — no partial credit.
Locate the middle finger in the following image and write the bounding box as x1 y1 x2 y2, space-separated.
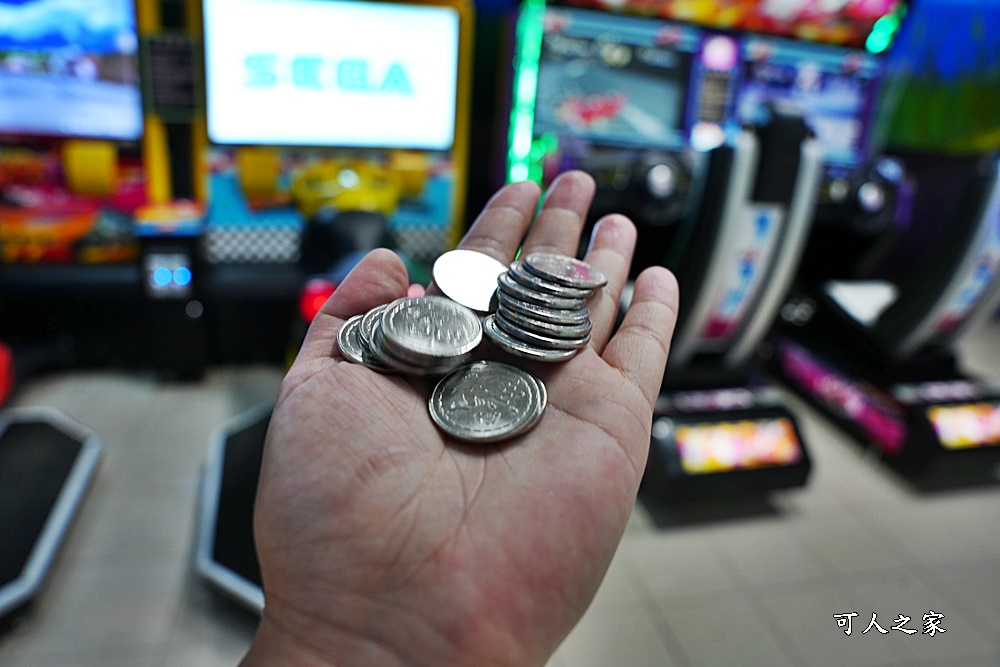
520 170 596 259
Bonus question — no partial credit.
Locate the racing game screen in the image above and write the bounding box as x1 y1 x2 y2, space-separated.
0 0 143 140
737 37 880 169
549 0 907 50
534 9 697 150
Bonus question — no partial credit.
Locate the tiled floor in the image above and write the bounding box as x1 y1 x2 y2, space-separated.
1 324 999 667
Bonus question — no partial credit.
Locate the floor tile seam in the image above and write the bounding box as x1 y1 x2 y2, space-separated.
617 549 695 667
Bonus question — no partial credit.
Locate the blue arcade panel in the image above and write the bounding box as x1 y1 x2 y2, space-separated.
0 0 143 141
737 36 883 176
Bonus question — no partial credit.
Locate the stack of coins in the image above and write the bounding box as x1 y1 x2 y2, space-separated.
335 252 604 442
483 252 607 362
338 295 481 376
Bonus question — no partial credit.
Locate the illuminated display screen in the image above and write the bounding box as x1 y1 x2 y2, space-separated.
928 403 1000 450
203 0 459 150
533 9 698 150
737 36 881 169
549 0 906 51
674 418 802 475
0 0 143 140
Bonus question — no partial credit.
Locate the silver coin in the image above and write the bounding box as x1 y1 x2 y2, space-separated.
482 315 578 362
370 323 470 376
495 311 591 350
523 252 608 289
495 289 590 325
432 249 508 312
380 296 483 361
336 315 366 364
359 304 389 354
497 304 593 339
429 361 547 443
507 260 592 298
497 272 587 310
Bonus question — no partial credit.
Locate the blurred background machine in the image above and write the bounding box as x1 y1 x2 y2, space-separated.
503 0 908 502
771 0 1000 483
191 0 475 611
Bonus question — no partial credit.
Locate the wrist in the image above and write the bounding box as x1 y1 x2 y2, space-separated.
239 596 547 667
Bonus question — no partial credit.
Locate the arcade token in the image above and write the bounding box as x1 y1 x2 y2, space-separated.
497 272 588 310
432 249 509 312
507 260 591 298
359 304 389 355
496 305 593 341
495 289 591 325
429 361 547 443
336 315 366 364
482 315 577 362
380 296 483 362
495 311 591 350
369 323 471 376
522 252 608 289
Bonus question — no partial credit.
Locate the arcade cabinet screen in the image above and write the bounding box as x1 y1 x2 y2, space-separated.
0 0 143 141
551 0 906 50
737 37 881 169
533 9 696 150
674 418 802 475
203 0 460 150
928 403 1000 450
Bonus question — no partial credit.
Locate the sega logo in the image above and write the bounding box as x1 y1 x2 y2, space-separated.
245 54 413 94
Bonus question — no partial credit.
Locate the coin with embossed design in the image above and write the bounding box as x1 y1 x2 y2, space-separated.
523 252 607 289
507 260 592 298
496 304 593 339
380 296 482 361
429 361 546 442
495 312 591 350
497 272 587 310
482 315 578 362
336 315 366 364
495 289 591 325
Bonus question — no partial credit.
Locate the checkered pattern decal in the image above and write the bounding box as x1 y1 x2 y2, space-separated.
204 227 301 264
392 228 450 263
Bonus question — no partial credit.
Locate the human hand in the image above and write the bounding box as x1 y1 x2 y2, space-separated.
242 171 679 667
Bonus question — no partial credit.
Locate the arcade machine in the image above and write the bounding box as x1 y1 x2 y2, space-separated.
195 0 475 611
507 0 830 501
769 1 1000 481
196 0 473 364
0 0 147 366
0 0 215 377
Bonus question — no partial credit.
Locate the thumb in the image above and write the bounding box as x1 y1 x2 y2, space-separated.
295 248 410 366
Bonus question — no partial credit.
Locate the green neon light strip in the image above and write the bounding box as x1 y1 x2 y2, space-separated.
866 3 907 54
507 0 546 183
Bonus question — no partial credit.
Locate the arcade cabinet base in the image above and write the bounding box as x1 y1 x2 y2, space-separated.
644 386 812 502
774 337 1000 481
0 408 101 627
196 404 270 614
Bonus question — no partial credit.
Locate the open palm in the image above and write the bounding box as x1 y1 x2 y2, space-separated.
243 171 679 667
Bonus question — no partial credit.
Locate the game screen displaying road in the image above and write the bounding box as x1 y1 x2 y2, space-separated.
675 418 803 475
533 9 696 150
737 36 880 168
203 0 459 150
550 0 906 50
0 0 142 140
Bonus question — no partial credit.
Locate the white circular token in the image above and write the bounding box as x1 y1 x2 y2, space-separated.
433 249 509 312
